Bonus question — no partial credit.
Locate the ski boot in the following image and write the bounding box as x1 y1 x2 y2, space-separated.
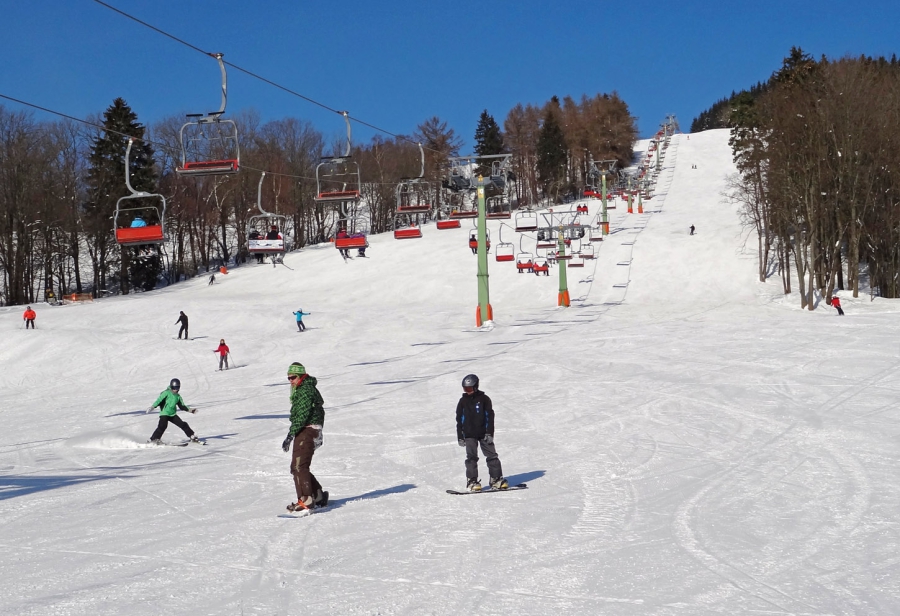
149 438 161 446
467 478 482 492
287 495 315 512
189 435 204 444
315 489 329 507
490 477 509 490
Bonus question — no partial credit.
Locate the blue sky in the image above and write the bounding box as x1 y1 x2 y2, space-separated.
2 1 899 148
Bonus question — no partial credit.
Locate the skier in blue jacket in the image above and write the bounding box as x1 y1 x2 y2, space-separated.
293 309 310 332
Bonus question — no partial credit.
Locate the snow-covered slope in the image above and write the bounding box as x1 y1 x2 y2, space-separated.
2 129 898 616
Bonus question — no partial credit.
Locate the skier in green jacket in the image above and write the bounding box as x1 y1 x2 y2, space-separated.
147 378 202 445
281 362 328 512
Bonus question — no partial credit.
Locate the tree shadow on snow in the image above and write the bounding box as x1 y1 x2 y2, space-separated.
0 474 123 501
505 470 545 485
326 483 416 511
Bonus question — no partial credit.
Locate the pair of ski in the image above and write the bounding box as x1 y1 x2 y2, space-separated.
153 439 206 447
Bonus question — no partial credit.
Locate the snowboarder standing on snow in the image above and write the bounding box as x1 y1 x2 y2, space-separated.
175 311 189 339
282 362 328 512
214 339 230 370
23 306 36 329
293 309 310 332
830 295 844 316
146 378 202 445
456 374 507 492
689 224 695 235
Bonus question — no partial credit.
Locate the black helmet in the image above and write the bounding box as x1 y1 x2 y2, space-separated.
461 374 479 389
169 378 181 391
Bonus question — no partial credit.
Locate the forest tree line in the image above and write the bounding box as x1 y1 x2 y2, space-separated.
723 48 900 306
0 90 636 305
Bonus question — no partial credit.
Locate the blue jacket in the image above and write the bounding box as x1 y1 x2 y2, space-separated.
293 311 309 321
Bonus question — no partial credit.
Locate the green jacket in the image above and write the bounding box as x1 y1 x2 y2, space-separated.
151 389 189 417
288 376 324 436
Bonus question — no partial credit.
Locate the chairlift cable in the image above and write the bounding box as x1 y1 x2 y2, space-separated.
91 0 441 154
0 92 411 187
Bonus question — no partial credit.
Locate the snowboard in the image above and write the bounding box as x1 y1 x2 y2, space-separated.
446 483 528 496
278 492 329 518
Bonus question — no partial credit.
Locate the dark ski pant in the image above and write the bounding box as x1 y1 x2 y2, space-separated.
835 306 844 316
296 320 306 331
291 427 322 500
218 354 229 369
150 414 194 441
25 319 35 329
464 437 502 481
178 324 188 339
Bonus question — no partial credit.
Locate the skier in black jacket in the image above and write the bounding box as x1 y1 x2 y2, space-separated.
175 311 189 339
456 374 507 492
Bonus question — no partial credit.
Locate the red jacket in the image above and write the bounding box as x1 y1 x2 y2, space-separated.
23 309 36 320
215 343 230 357
831 297 841 307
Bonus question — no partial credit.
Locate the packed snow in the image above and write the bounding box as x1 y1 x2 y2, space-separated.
1 129 898 615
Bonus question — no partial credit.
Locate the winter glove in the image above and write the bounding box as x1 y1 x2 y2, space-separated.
481 434 493 445
188 407 197 414
458 438 466 447
146 406 155 414
282 433 294 453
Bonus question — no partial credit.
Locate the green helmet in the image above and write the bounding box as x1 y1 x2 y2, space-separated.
287 362 306 377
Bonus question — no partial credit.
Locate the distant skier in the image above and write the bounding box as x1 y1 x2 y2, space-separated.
830 295 844 316
175 311 189 339
214 339 230 370
146 378 202 445
208 273 216 285
689 224 695 235
456 374 507 492
293 309 309 332
22 306 36 329
282 362 328 512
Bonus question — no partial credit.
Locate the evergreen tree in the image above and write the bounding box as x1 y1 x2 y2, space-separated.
473 110 504 175
536 98 567 199
85 98 159 294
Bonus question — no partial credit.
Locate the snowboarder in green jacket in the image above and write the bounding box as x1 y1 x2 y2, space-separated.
281 362 328 512
147 378 202 445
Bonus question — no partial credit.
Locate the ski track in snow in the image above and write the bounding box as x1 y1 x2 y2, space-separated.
2 131 899 615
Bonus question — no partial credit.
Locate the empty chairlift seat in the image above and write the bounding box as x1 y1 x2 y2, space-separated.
515 211 538 232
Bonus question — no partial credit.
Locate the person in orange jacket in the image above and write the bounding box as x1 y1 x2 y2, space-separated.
214 339 230 370
23 306 36 329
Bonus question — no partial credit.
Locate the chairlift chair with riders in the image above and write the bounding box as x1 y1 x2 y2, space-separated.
515 252 534 273
176 53 240 176
468 228 491 253
114 138 166 246
248 172 288 255
532 257 550 275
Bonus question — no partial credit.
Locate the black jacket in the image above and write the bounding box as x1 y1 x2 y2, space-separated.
456 390 494 440
176 313 188 326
